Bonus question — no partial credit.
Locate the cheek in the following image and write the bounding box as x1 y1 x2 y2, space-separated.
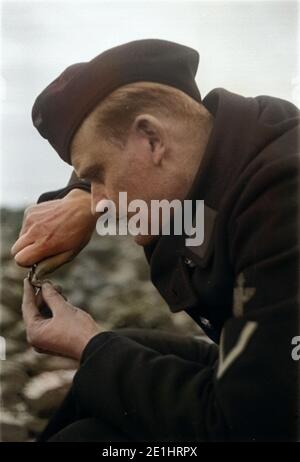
109 170 130 195
111 163 143 197
108 149 154 205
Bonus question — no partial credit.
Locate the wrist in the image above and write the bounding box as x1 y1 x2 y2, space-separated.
75 333 98 361
77 329 110 363
65 187 91 201
64 188 97 225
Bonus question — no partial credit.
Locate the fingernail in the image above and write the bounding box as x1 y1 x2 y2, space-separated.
42 282 53 290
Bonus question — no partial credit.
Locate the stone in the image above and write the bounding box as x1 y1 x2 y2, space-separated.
0 410 29 442
5 338 27 356
25 414 48 437
35 355 78 373
12 348 41 375
0 283 23 312
6 320 26 342
0 360 29 405
0 304 19 330
2 260 27 283
23 370 75 417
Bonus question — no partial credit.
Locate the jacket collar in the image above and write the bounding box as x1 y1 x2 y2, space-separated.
143 88 262 310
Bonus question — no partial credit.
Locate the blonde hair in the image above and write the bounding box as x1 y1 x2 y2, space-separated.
85 81 211 147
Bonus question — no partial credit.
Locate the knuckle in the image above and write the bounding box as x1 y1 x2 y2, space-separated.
30 222 39 233
73 306 83 316
36 238 48 252
24 205 35 219
26 330 35 345
85 312 94 322
23 222 37 239
25 216 33 228
34 223 53 242
24 206 32 216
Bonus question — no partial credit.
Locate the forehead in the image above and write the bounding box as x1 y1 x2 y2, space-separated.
70 112 102 174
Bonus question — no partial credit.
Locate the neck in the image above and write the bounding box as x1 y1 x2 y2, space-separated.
178 114 214 199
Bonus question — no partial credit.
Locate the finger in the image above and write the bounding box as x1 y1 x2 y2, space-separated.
25 286 53 319
35 289 43 307
34 250 75 280
13 244 43 267
19 215 32 237
17 205 36 237
33 347 48 354
41 282 70 316
22 278 42 325
51 283 68 301
15 241 61 267
19 206 50 237
42 280 63 293
11 233 35 257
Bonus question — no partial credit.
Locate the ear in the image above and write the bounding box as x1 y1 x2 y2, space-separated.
132 114 166 165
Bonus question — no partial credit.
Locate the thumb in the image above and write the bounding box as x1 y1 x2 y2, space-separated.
22 278 42 324
41 282 69 316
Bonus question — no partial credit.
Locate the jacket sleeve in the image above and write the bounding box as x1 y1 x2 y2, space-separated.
72 134 299 442
73 331 226 442
37 170 91 203
112 327 217 363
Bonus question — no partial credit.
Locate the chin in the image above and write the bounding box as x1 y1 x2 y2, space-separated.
133 234 159 247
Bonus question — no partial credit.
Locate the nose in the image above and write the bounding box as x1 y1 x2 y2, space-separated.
91 183 108 216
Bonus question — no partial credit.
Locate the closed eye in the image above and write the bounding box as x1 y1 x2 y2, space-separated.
79 165 105 183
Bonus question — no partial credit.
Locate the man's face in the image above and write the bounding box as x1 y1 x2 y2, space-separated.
71 114 187 246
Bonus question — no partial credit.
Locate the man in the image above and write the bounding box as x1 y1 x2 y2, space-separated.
12 39 299 441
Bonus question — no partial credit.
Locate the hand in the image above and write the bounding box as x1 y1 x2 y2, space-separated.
11 189 97 267
22 279 101 361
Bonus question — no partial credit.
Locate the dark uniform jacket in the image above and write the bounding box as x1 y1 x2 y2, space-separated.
37 88 300 441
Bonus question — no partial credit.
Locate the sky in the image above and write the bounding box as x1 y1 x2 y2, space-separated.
0 0 299 208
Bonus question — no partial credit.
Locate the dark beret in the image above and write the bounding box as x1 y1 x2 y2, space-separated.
32 39 201 164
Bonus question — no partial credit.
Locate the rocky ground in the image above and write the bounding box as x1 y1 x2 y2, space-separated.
0 208 202 442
